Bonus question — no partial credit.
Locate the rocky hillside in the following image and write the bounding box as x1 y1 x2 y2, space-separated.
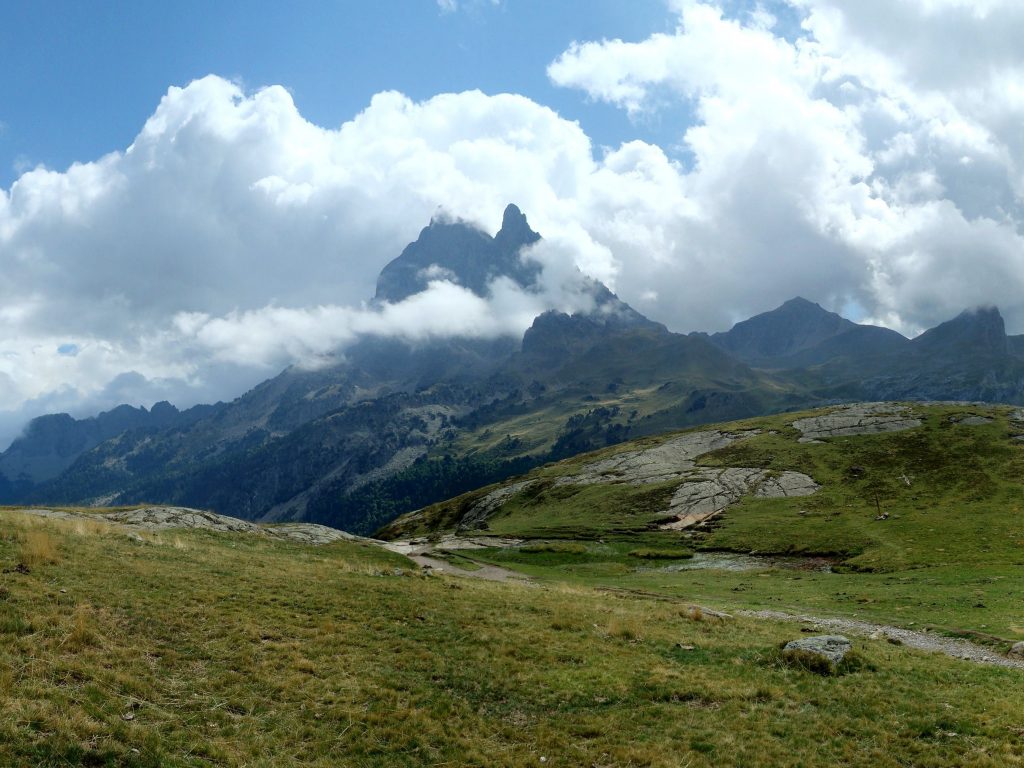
380 400 1024 551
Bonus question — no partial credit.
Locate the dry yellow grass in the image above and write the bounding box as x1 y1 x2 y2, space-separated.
69 517 113 537
62 603 101 651
17 527 60 568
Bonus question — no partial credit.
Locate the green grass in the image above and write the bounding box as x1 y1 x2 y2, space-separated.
3 510 1024 766
628 547 695 560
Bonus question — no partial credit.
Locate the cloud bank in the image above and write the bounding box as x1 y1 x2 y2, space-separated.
3 0 1024 443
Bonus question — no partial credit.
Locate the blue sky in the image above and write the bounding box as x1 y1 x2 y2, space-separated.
0 0 679 188
3 0 1024 445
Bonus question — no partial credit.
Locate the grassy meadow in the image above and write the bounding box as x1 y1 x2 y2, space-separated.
4 403 1024 765
0 506 1022 766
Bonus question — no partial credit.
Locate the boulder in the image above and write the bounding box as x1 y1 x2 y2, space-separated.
1009 642 1024 660
783 635 852 673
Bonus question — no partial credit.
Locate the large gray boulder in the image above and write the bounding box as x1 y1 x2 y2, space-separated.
783 635 852 672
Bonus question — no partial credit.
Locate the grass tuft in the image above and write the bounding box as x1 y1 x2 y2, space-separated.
522 541 588 554
62 604 101 650
629 547 694 560
606 616 643 642
18 528 60 568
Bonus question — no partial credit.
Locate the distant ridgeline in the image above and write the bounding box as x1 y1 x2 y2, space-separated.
4 205 1024 534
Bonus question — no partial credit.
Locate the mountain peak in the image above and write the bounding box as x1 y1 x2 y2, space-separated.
709 297 855 364
501 203 524 228
780 296 819 310
912 305 1007 354
495 203 540 253
374 204 541 304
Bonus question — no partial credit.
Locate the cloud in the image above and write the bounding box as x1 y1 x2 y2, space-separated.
550 0 1024 333
436 0 501 14
5 1 1024 444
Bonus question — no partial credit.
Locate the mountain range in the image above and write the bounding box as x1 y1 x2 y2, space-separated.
4 204 1024 533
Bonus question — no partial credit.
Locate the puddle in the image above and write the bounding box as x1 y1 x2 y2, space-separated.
651 552 834 573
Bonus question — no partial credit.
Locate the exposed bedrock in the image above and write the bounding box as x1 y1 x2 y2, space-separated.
792 402 922 440
461 429 819 530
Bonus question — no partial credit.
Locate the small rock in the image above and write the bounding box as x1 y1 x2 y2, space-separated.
783 635 852 672
121 712 135 721
676 644 696 651
1008 641 1024 660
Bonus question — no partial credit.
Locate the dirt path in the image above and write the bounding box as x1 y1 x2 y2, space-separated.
407 553 530 582
383 536 531 582
741 609 1024 669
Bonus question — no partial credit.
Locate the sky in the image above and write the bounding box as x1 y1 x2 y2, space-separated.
2 0 1024 445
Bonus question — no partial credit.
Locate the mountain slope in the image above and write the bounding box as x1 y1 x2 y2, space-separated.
5 206 803 533
0 401 219 488
6 502 1024 767
35 310 791 534
706 297 908 368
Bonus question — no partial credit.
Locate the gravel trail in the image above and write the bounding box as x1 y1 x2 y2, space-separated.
741 609 1024 669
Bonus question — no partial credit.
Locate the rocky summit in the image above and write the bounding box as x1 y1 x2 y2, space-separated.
373 203 541 303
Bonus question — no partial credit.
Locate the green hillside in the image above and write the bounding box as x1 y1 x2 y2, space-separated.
380 402 1024 639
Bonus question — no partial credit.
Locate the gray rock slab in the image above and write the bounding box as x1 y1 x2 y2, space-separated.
106 507 262 533
459 480 538 530
949 415 993 426
264 524 363 545
793 402 922 440
662 468 819 529
6 505 363 547
555 430 753 487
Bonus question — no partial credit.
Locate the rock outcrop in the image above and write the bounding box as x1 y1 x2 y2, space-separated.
459 480 539 531
10 506 365 546
783 635 852 672
792 403 922 441
661 468 820 529
459 429 819 530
